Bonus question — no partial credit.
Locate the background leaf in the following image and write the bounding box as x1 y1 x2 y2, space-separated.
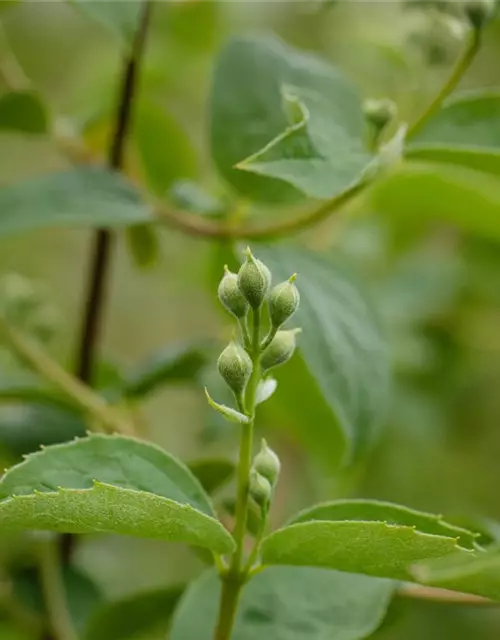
170 567 395 640
210 34 370 202
133 99 197 196
187 459 234 495
125 224 160 270
258 245 390 466
0 167 151 237
0 91 48 134
84 585 184 640
70 0 143 49
261 520 472 581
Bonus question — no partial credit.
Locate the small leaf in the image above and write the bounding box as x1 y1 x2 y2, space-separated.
290 499 478 549
412 546 500 601
204 389 249 424
122 342 210 398
168 180 226 217
0 167 151 237
133 99 197 196
258 246 390 466
125 224 160 270
70 0 143 49
0 91 48 135
370 162 500 241
170 567 396 640
0 434 213 515
210 35 371 202
261 521 473 581
0 483 233 553
255 378 277 406
84 585 184 640
187 459 235 495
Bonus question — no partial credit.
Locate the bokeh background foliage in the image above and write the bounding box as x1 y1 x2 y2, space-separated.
1 1 500 639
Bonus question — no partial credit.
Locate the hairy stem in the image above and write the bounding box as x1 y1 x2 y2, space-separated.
75 0 153 384
38 538 78 640
214 308 262 640
406 28 481 140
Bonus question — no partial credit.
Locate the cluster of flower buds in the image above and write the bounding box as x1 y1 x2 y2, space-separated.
216 248 301 397
249 439 281 511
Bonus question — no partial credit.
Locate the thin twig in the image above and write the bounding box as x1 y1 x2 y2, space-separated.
398 583 493 606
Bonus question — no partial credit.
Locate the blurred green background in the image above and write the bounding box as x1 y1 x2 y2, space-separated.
1 1 500 638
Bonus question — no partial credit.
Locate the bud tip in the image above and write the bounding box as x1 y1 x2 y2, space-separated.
288 273 297 283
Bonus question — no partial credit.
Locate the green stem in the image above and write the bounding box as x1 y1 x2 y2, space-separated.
238 317 251 351
0 318 134 435
260 326 277 352
406 29 481 140
244 505 269 573
213 308 262 640
37 538 78 640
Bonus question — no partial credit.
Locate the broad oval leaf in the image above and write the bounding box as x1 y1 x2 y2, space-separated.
71 0 143 49
84 585 184 640
170 567 396 640
370 162 500 241
0 434 213 515
258 246 390 466
261 521 472 581
290 499 478 549
210 34 371 202
0 91 48 134
0 482 233 553
0 167 151 237
412 546 500 601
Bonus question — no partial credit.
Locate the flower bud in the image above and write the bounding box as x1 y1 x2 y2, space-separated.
261 328 301 372
217 340 253 396
218 265 249 319
249 469 272 509
253 439 280 487
464 0 496 29
363 98 397 133
237 247 271 309
268 274 300 329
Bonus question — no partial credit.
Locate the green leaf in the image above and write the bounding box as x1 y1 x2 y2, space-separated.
187 459 234 495
406 146 500 177
125 224 160 270
412 546 500 601
171 568 396 640
409 90 500 151
84 585 184 640
0 403 85 459
258 246 390 466
0 91 48 134
133 99 197 196
168 180 226 217
0 167 151 237
261 521 472 581
13 565 103 634
204 389 250 424
122 342 210 398
70 0 143 49
289 499 478 550
0 435 234 552
210 35 371 202
370 162 500 241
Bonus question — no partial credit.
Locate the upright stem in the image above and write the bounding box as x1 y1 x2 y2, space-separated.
38 538 78 640
214 308 261 640
75 0 153 383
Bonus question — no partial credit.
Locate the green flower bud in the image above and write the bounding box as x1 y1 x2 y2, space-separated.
217 339 253 396
218 265 249 319
464 0 496 29
253 439 281 487
363 98 397 133
261 328 301 372
268 274 300 329
249 469 272 508
237 247 271 309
